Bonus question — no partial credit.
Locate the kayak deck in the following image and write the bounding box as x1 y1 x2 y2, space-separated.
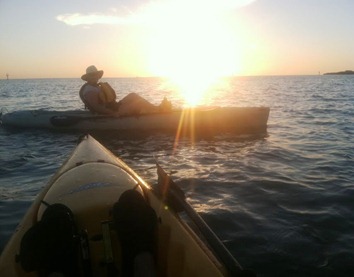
0 135 246 276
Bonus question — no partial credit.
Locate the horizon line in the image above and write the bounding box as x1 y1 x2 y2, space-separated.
0 73 340 80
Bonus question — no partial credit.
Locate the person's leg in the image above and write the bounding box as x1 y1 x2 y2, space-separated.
118 93 172 115
118 93 156 115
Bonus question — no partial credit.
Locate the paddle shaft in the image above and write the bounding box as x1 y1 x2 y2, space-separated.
156 164 244 276
50 115 114 127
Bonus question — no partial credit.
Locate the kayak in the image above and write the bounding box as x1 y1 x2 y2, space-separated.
0 135 253 276
1 107 270 135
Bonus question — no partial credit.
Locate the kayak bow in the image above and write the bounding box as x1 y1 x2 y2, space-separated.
0 135 253 276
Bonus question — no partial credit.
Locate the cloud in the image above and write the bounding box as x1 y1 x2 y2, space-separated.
56 0 257 27
56 13 136 26
233 0 257 7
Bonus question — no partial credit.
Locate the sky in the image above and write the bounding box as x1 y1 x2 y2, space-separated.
1 0 354 79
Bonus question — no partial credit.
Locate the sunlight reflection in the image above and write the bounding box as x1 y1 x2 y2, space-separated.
173 108 196 150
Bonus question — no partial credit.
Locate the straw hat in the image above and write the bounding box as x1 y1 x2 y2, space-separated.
81 65 104 81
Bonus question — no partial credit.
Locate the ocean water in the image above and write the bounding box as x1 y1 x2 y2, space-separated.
0 76 353 276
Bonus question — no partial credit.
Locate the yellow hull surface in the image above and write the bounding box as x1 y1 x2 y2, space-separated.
0 135 245 276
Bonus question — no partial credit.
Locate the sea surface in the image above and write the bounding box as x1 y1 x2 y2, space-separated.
0 76 353 276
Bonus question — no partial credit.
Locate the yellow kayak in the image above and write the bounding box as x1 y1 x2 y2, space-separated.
0 135 251 276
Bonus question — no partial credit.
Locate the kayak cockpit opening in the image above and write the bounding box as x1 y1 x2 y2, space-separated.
17 187 158 277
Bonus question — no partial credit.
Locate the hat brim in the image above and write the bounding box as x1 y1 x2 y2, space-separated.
81 70 104 81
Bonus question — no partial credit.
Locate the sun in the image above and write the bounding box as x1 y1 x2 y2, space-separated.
143 1 242 106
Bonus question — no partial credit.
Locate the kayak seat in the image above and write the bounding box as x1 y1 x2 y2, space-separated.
18 203 80 276
112 189 157 277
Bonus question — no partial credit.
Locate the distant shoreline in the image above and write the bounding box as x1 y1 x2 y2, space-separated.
324 70 354 75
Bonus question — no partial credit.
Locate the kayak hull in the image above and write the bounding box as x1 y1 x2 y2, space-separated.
1 107 270 135
0 135 238 276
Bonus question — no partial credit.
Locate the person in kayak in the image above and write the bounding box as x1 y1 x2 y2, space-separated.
80 65 172 116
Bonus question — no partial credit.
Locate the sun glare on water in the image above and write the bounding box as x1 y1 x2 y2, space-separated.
143 1 242 106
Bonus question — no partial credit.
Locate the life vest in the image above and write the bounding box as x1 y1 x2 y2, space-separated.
98 82 116 104
79 82 117 112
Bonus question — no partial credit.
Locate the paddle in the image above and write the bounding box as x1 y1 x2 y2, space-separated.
156 163 252 276
50 115 114 127
50 110 177 128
